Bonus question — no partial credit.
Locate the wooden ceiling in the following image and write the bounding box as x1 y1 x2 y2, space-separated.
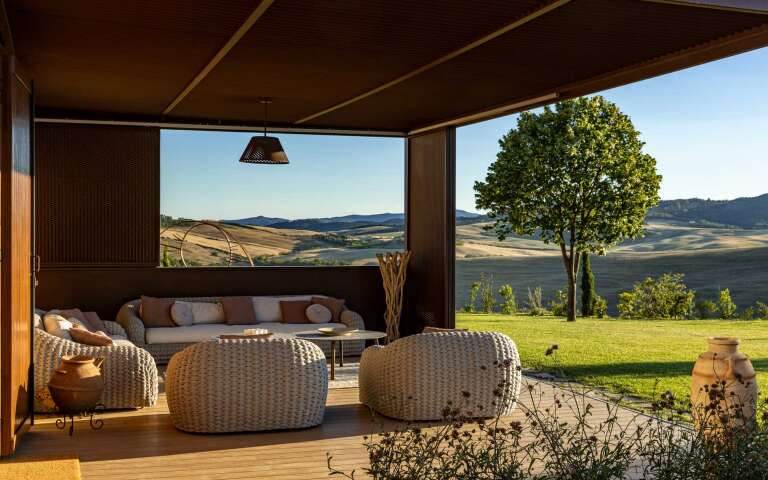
5 0 768 134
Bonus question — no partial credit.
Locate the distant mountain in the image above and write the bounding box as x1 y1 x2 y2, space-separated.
223 210 484 231
648 193 768 229
222 215 288 226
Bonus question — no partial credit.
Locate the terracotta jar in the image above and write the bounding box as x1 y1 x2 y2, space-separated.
48 355 105 412
691 337 757 427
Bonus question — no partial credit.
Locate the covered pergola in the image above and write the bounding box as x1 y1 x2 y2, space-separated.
1 0 767 458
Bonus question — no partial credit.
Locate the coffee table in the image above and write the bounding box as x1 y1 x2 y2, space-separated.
296 330 386 380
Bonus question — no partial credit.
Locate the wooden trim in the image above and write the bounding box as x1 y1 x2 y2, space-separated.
640 0 768 15
162 0 274 114
293 0 571 125
408 93 559 136
35 118 406 138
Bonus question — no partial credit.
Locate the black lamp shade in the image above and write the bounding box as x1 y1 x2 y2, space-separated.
239 136 289 164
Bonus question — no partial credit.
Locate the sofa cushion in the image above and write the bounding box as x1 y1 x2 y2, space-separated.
140 296 176 327
222 296 258 325
172 301 225 326
252 295 313 323
280 300 311 324
70 327 114 346
311 296 345 323
252 297 281 323
83 311 107 332
43 312 89 339
145 322 347 344
306 304 332 324
170 302 194 326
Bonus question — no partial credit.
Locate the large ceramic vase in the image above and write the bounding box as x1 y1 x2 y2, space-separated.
48 355 105 412
691 337 757 428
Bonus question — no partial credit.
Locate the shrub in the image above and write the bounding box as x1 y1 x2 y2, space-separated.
580 253 596 316
718 288 737 319
527 287 546 316
479 273 496 313
593 295 607 318
549 288 568 317
329 348 768 480
497 284 517 315
463 281 481 313
617 273 695 319
740 306 756 320
756 301 768 320
695 300 718 319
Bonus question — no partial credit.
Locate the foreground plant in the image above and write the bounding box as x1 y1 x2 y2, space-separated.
329 346 768 480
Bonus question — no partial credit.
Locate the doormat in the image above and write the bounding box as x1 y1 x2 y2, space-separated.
0 454 80 480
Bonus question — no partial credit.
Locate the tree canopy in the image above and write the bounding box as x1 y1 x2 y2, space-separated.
475 96 661 321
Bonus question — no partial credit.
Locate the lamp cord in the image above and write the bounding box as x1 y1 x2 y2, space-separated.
263 101 267 136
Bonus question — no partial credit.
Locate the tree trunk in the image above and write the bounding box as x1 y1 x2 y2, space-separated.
567 276 577 322
560 242 578 322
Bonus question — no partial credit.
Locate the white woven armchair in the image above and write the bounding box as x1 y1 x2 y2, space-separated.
166 337 328 433
359 331 522 421
34 324 158 412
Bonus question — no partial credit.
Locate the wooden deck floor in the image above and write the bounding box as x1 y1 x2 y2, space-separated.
12 380 645 479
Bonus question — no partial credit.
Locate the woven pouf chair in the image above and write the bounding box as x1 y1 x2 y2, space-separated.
359 331 521 421
166 337 328 433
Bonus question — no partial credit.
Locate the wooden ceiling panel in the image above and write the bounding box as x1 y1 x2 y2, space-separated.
6 0 261 115
310 0 768 130
140 0 549 123
7 0 768 131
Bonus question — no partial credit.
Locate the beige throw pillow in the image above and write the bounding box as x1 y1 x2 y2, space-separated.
43 313 75 339
69 326 114 347
252 297 281 323
306 304 332 324
171 301 225 326
170 302 194 327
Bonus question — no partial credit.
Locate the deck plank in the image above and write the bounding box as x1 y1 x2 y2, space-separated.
13 381 644 479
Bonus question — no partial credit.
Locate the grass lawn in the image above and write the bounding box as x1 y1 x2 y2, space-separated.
456 313 768 404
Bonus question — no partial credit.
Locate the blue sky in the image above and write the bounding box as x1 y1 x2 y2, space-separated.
162 47 768 220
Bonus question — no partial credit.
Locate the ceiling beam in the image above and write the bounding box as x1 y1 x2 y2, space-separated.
640 0 768 14
408 93 559 136
162 0 273 115
294 0 571 125
35 117 407 138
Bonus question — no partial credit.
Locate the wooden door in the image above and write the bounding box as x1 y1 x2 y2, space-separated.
0 56 33 456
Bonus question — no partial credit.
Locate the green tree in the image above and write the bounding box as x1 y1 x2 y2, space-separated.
718 288 737 319
498 284 517 315
580 254 596 316
463 281 481 313
479 273 496 313
475 97 661 321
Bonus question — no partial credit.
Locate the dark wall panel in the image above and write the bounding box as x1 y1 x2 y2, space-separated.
36 123 159 267
405 128 455 332
36 266 386 331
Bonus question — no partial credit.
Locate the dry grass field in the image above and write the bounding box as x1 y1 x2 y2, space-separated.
160 218 768 312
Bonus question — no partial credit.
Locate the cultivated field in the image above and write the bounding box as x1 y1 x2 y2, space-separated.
457 313 768 405
456 221 768 313
161 218 768 311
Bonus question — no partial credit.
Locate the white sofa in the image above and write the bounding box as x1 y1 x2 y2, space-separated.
117 295 366 363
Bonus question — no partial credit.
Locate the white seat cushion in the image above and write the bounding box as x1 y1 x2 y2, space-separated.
145 322 346 344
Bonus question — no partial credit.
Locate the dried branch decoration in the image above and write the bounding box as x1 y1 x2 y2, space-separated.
376 251 411 342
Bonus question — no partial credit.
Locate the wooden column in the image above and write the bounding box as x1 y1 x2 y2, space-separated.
0 56 34 456
404 128 455 333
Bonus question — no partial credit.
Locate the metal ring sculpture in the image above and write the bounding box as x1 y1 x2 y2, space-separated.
160 220 254 267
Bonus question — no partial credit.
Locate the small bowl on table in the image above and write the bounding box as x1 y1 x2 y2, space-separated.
317 327 356 336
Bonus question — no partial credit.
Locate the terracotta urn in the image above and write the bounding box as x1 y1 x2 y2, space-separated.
691 337 757 428
48 355 105 412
